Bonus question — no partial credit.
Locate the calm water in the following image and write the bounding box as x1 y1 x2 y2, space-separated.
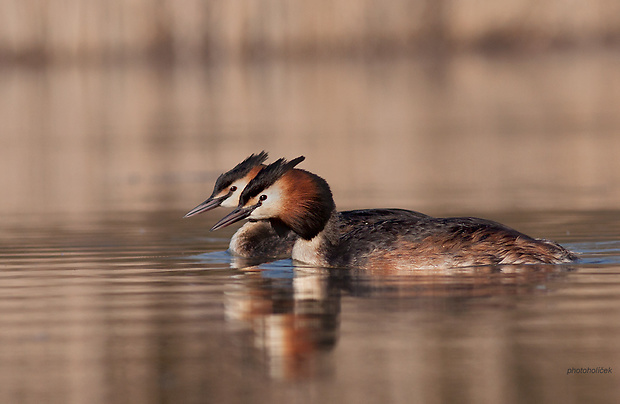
2 50 620 403
1 209 619 404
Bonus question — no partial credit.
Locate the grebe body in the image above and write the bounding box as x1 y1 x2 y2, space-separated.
184 152 297 259
292 211 575 269
212 157 576 270
228 219 298 258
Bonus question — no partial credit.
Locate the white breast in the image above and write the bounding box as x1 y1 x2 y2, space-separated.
228 222 252 255
291 236 326 266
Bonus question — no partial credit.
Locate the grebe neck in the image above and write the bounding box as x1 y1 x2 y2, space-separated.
277 169 336 240
291 210 341 266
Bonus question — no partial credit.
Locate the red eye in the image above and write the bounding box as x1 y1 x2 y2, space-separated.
259 195 267 201
230 186 237 192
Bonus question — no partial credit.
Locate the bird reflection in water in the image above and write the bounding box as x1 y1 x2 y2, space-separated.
224 264 341 379
220 258 573 380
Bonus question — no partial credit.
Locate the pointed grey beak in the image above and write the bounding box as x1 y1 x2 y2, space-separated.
184 193 231 218
210 204 260 231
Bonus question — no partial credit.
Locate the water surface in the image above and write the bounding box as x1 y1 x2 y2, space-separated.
1 209 619 404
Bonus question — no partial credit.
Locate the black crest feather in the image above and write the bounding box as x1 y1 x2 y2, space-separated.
211 151 268 197
239 156 305 204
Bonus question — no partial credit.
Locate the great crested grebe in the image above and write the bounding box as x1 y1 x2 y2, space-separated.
211 157 577 270
184 152 297 258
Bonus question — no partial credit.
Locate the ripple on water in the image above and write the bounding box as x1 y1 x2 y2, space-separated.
0 211 619 403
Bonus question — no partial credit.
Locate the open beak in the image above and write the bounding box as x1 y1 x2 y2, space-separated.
210 204 260 231
183 193 230 218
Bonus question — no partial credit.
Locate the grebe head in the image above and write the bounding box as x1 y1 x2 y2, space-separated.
211 156 335 240
184 151 268 218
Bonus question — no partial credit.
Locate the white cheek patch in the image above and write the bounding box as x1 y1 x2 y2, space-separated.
220 179 249 208
248 185 284 219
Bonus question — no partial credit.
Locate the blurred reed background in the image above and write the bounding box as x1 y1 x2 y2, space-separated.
1 0 619 216
2 0 620 62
